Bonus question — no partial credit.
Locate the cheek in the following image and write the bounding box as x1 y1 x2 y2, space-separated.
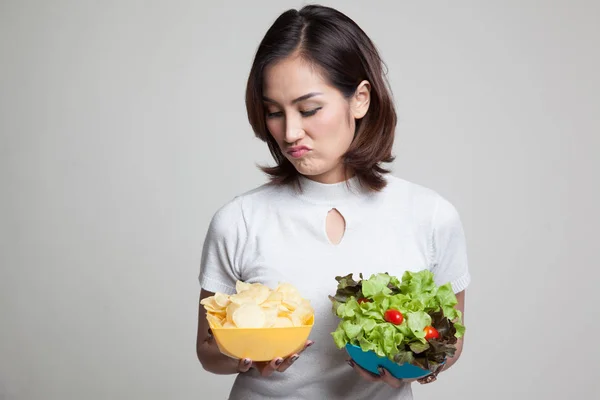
309 108 353 146
265 119 284 142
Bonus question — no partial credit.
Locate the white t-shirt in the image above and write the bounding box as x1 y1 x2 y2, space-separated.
198 174 471 400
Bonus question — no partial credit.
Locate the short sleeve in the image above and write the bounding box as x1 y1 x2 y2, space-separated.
429 196 471 293
198 198 247 295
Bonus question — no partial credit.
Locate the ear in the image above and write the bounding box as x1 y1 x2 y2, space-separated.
350 80 371 119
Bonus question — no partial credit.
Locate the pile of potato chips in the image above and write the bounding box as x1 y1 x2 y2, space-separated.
201 281 314 329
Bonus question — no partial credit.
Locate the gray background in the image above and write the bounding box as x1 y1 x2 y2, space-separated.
1 0 598 399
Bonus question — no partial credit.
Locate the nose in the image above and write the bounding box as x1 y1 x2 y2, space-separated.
284 116 305 144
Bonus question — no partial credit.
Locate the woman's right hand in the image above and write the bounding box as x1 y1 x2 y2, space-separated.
240 340 314 376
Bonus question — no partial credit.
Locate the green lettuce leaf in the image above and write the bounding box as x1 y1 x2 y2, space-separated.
407 311 431 336
342 320 362 339
361 273 392 297
399 270 436 296
454 322 466 338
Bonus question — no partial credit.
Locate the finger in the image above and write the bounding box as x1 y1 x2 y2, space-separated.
293 340 314 357
301 340 315 352
275 340 313 373
259 357 284 377
202 330 214 345
377 367 404 388
416 374 437 385
347 359 381 382
276 353 300 372
237 358 252 373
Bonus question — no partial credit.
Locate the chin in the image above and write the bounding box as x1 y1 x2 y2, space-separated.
291 161 325 177
288 156 340 179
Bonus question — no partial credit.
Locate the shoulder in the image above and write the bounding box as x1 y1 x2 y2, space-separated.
207 182 280 232
380 175 464 236
383 175 458 217
383 175 437 199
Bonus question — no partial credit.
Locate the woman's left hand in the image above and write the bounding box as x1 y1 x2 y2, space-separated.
347 359 437 387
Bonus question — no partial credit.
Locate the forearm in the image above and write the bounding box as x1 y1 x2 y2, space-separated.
440 291 466 373
440 337 463 372
197 336 241 375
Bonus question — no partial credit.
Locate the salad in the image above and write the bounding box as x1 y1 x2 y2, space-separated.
329 270 465 373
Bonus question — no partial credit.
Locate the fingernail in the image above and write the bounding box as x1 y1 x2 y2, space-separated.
378 367 386 376
275 358 284 366
243 359 251 365
290 355 299 363
306 341 314 348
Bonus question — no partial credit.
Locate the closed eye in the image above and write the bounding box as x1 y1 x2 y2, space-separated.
301 107 322 117
266 111 283 119
266 107 322 119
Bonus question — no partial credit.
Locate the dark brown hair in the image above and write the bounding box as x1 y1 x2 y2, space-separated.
245 4 397 191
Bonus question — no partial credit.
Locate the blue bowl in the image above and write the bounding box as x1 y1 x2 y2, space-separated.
345 343 436 379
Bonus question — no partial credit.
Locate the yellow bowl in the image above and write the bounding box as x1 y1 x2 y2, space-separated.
210 316 314 362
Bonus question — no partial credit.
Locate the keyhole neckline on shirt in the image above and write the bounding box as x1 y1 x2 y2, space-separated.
325 207 347 245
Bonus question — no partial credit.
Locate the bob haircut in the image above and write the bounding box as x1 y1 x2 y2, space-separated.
245 4 397 191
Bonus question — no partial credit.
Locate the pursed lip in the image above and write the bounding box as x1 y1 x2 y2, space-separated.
286 145 311 154
286 146 311 158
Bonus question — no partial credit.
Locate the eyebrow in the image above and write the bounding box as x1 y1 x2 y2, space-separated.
262 92 323 105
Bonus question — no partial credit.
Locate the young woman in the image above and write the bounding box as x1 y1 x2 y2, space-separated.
196 5 470 399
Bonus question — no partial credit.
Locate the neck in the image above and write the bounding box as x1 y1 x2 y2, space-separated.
295 173 364 206
303 166 354 185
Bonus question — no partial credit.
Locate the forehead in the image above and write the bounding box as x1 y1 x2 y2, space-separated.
263 56 335 101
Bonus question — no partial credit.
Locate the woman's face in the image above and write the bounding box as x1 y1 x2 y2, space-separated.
262 56 370 184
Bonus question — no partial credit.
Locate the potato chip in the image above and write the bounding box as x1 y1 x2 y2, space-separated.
236 281 253 293
200 296 217 308
291 306 313 326
229 292 256 305
201 280 313 329
226 303 240 324
205 313 224 328
265 291 283 303
276 283 301 297
282 299 300 311
246 285 270 305
200 297 227 314
214 293 231 308
273 316 294 327
277 304 290 313
290 314 302 327
232 303 266 328
275 282 298 294
262 304 278 327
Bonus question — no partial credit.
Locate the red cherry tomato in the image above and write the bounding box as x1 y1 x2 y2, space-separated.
424 326 440 340
384 309 403 325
